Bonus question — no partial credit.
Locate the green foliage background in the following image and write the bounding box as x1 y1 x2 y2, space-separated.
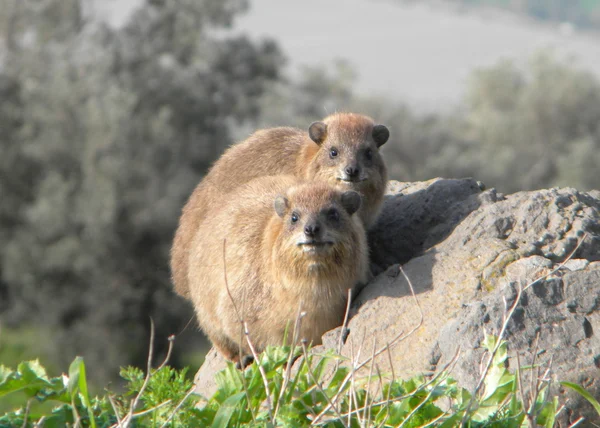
1 0 599 399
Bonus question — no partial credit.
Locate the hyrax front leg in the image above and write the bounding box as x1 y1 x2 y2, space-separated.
210 332 253 369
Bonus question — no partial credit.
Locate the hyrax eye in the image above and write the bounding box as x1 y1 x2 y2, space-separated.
327 209 339 222
291 212 299 223
329 147 338 158
365 149 373 160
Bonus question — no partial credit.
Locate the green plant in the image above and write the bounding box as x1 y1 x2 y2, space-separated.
0 358 113 427
1 335 598 427
191 335 566 427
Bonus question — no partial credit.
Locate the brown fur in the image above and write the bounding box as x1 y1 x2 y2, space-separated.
187 176 368 362
171 113 388 298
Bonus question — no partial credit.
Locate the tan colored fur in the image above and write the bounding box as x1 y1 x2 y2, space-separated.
171 113 387 298
187 176 368 362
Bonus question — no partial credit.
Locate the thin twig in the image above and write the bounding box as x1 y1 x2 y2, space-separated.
107 395 123 427
529 358 553 426
222 242 242 322
568 417 586 427
120 319 175 428
349 339 362 428
527 332 541 425
221 239 245 365
374 366 388 428
386 344 396 388
334 347 462 422
160 387 197 428
373 346 461 409
399 380 447 428
364 337 378 427
122 400 172 420
21 399 31 428
243 321 274 423
221 239 256 423
337 288 353 357
127 320 156 426
313 263 424 425
420 409 453 427
516 353 529 419
299 339 349 428
399 265 425 331
157 335 176 371
176 315 196 337
274 307 305 418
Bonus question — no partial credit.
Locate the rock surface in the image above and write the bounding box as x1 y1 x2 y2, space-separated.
194 178 600 425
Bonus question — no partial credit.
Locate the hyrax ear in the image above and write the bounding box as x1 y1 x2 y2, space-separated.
372 124 390 147
340 191 362 216
308 121 328 145
274 195 289 218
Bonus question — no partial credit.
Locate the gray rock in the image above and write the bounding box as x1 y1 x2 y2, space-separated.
193 179 600 425
367 178 488 270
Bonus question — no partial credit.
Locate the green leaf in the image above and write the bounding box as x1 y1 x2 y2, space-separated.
17 360 49 382
0 360 58 398
0 365 13 383
560 381 600 417
482 332 498 353
67 357 96 428
211 391 247 428
213 363 244 401
67 358 81 396
540 395 559 428
326 366 350 392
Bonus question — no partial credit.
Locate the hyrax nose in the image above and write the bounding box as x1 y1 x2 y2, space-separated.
345 165 360 177
304 222 321 237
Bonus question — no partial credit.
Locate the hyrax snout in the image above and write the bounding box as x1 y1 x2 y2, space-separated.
187 176 369 364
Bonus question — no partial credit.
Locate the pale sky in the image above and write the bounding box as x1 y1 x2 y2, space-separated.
95 0 600 111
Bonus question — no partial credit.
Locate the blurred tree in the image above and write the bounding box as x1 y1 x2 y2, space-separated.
249 59 356 131
0 0 281 382
461 53 600 192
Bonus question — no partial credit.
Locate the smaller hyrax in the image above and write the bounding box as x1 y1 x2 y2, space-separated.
188 176 369 363
171 113 389 298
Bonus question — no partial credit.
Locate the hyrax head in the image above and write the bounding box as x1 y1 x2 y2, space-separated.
306 113 389 190
273 182 362 259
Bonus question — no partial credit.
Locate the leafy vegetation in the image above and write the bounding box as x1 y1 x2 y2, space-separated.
1 336 598 426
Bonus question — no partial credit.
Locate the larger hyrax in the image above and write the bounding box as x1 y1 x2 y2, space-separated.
187 176 369 363
171 113 389 298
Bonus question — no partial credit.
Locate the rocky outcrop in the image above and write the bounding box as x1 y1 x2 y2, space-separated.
194 178 600 425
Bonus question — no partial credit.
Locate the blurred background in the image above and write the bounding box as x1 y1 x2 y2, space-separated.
1 0 600 397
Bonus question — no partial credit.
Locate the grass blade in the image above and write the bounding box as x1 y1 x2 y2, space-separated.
560 381 600 417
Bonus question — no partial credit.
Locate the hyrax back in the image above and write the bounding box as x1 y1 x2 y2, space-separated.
187 176 368 363
171 113 389 298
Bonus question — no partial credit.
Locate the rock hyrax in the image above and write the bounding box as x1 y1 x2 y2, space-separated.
172 112 389 298
188 176 369 363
